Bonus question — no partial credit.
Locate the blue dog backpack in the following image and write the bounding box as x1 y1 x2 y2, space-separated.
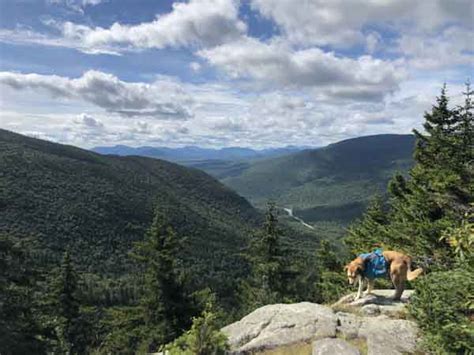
358 248 388 279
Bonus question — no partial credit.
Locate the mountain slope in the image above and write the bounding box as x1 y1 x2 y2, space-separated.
222 134 415 224
0 129 259 289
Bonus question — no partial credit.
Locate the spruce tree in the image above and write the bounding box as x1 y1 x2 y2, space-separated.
345 195 389 254
312 240 348 303
413 84 460 172
453 82 474 203
131 209 192 352
242 202 287 309
51 251 86 355
0 234 45 354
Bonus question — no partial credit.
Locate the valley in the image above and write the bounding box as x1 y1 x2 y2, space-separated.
95 134 415 236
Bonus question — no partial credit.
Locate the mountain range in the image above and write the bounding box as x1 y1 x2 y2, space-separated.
95 134 415 230
0 129 261 296
92 144 310 162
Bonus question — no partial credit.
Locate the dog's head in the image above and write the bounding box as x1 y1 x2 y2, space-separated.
344 258 364 285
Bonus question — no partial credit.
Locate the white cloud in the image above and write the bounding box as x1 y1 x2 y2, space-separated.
32 0 245 54
250 0 473 47
1 76 458 149
48 0 106 14
0 0 245 54
198 37 404 101
0 70 193 119
74 113 104 128
190 62 202 73
398 26 474 69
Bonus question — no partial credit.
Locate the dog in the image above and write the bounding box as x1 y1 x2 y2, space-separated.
345 250 423 300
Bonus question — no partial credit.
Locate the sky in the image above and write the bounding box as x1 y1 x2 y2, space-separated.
0 0 472 148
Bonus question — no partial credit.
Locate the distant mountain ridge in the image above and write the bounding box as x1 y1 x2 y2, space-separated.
92 144 311 162
221 134 416 227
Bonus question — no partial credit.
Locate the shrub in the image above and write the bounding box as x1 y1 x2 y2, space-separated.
408 267 474 354
165 302 229 355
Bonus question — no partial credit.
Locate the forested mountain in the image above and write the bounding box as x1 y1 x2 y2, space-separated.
222 134 415 225
92 144 307 162
0 129 259 291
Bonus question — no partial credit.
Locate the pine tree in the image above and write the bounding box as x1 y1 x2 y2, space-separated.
413 84 457 172
242 202 287 309
452 82 474 203
51 251 87 355
0 234 46 354
312 240 348 303
345 195 389 254
131 209 192 352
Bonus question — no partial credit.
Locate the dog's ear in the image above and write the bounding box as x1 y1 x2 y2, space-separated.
343 264 349 271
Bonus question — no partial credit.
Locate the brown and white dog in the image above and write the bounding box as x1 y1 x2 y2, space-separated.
344 250 424 300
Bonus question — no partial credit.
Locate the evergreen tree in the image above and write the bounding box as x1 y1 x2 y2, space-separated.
413 84 458 172
0 234 45 354
345 195 389 254
131 209 192 352
242 202 287 310
313 240 348 303
51 251 87 354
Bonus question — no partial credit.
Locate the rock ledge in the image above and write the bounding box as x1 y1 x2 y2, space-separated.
222 290 419 354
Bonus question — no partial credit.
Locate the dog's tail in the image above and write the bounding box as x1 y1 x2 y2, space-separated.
406 257 424 281
407 268 424 281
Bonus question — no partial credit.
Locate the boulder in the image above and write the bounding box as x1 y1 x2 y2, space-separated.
312 338 360 355
221 302 337 354
333 289 414 318
359 316 419 355
335 312 363 339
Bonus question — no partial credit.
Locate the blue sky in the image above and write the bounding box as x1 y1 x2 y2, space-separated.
0 0 472 148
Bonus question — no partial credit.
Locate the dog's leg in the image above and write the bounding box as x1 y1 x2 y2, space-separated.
390 262 407 300
364 279 375 295
355 275 364 300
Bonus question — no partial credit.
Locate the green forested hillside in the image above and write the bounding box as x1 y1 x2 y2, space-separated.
0 129 259 289
222 134 415 225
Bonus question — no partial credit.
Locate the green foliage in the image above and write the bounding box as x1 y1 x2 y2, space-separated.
0 128 259 304
408 267 474 354
131 210 194 352
241 203 290 310
0 234 46 354
222 134 414 227
440 209 474 262
50 251 88 354
94 306 144 355
165 299 229 355
345 195 389 254
312 240 348 303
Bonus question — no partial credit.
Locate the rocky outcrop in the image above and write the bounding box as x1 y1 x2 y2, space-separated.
312 338 360 355
359 316 418 355
222 302 337 354
222 290 420 354
333 289 414 317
